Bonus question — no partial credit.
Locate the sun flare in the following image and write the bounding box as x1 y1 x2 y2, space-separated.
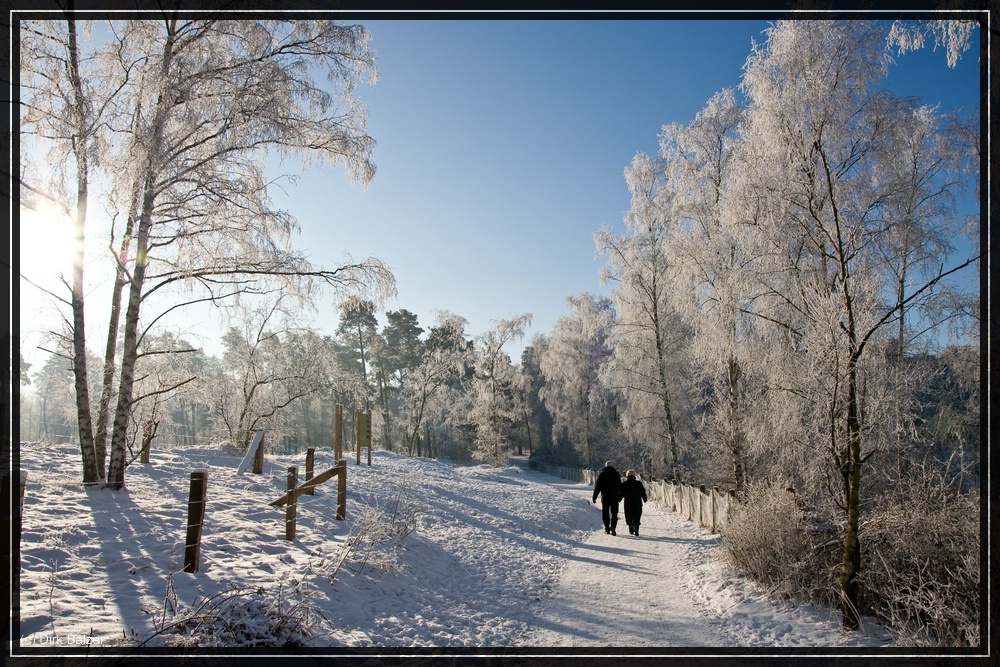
19 202 77 289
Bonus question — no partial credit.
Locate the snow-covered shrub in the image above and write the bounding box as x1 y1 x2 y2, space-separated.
148 575 317 647
317 471 423 581
860 483 979 647
719 479 840 604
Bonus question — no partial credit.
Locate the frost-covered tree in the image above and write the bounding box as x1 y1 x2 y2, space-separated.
657 89 761 492
887 18 979 68
538 294 615 470
398 312 471 457
20 18 395 489
735 19 979 630
158 343 212 448
468 314 531 466
20 18 124 483
596 155 691 481
517 339 554 460
214 295 337 451
19 348 32 388
126 331 200 455
30 353 78 443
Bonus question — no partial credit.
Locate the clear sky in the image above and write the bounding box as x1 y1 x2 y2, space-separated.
17 17 983 372
281 19 777 356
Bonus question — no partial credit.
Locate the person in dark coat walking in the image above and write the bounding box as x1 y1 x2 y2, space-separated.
621 469 647 535
592 461 623 535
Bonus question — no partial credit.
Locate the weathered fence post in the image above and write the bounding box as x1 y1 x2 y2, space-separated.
698 484 707 529
252 431 265 474
2 471 26 641
285 467 297 540
237 430 264 476
183 471 208 573
3 471 26 570
335 404 343 461
140 419 158 463
305 448 315 495
336 459 347 521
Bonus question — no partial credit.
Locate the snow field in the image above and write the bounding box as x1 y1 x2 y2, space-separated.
14 441 892 651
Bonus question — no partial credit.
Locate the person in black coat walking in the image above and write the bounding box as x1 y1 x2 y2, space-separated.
621 469 647 535
592 461 623 535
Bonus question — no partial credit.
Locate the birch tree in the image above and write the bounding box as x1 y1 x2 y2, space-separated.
596 154 690 481
130 19 392 486
213 295 337 451
887 18 979 68
20 18 128 484
736 19 979 630
21 18 396 487
658 89 759 491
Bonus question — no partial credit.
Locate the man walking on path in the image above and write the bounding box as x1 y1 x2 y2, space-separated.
621 469 647 535
592 460 623 535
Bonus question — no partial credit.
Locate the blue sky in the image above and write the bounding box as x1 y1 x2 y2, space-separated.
268 18 981 359
17 18 983 371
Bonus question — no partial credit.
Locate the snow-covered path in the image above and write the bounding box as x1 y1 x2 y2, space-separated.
519 475 729 647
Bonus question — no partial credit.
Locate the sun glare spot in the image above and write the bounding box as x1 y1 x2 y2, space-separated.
19 202 76 287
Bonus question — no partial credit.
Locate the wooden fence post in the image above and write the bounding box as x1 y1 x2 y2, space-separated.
355 410 361 465
285 467 297 540
3 472 26 568
305 448 315 495
183 471 208 573
335 404 343 461
252 432 265 474
336 459 347 521
2 471 26 641
140 419 158 464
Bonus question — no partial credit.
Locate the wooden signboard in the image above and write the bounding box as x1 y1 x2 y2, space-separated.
356 411 371 465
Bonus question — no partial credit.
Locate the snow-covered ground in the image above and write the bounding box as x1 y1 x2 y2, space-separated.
12 441 894 656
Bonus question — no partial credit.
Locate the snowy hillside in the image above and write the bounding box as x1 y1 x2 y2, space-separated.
13 441 893 654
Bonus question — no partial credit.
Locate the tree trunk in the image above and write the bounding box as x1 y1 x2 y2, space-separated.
839 353 863 631
106 191 155 490
377 369 393 451
94 212 134 474
649 271 681 483
357 326 371 411
65 18 101 485
655 327 680 483
406 390 429 456
727 354 745 492
106 22 177 489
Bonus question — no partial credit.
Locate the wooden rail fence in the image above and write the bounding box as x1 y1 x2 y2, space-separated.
18 406 373 580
